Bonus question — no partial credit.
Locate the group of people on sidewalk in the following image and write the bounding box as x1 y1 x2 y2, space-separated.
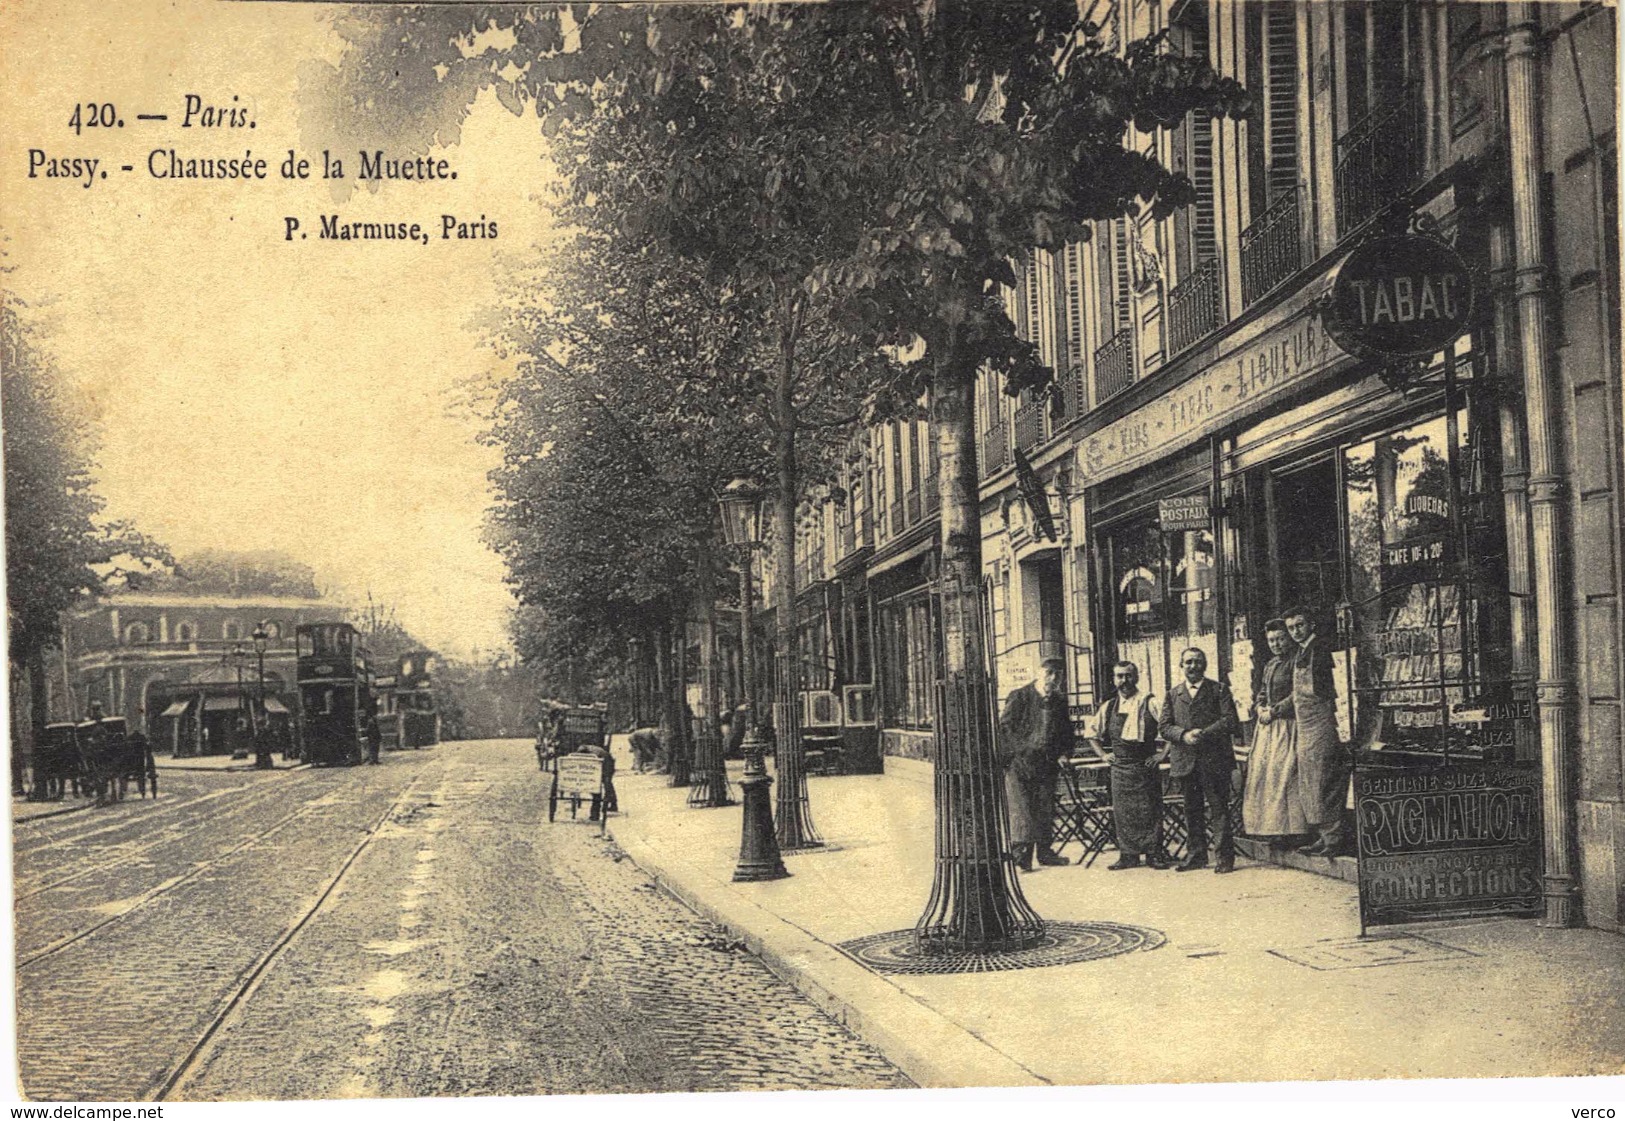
997 608 1348 877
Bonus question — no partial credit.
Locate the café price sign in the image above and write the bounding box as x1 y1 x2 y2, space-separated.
1323 234 1477 363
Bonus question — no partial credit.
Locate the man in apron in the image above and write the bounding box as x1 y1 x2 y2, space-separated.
1285 609 1347 856
1086 660 1171 870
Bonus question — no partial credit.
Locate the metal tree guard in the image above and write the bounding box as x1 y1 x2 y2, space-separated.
773 641 822 849
688 564 733 808
914 568 1044 954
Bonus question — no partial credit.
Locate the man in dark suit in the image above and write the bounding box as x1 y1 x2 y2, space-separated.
1160 648 1241 874
997 656 1074 871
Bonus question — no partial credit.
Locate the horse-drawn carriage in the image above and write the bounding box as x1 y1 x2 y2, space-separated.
30 716 158 805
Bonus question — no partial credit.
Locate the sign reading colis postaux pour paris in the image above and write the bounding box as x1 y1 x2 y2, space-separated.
1323 234 1477 362
1354 763 1543 929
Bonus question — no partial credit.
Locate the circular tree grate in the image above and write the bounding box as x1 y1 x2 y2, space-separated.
838 920 1165 975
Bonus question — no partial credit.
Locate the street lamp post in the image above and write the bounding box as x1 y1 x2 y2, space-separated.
720 478 788 881
252 622 271 770
230 644 248 760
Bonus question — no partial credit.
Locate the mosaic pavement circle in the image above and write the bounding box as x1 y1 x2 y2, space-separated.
838 920 1166 975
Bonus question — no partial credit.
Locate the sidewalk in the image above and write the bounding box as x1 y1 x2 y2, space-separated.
605 738 1625 1091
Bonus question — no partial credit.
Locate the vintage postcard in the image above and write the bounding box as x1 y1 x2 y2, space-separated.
2 0 1622 1116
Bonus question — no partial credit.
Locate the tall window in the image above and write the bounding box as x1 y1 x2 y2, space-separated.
124 622 150 645
1341 1 1416 133
1171 1 1217 276
1098 220 1133 334
1245 0 1300 222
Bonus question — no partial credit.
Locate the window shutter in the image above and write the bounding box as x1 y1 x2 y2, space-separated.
1266 2 1299 203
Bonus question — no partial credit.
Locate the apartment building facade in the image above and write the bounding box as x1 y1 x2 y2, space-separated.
977 0 1621 930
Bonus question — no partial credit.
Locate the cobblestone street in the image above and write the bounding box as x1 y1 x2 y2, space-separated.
13 741 911 1101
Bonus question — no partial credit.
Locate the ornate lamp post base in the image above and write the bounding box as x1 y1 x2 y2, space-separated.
733 734 787 881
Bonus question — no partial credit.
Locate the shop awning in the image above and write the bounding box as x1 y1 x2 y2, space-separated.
262 696 291 715
204 696 245 712
158 699 191 718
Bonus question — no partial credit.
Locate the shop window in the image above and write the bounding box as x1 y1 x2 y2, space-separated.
1342 409 1507 759
879 591 937 730
1101 513 1218 704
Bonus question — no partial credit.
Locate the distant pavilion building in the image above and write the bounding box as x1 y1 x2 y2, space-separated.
63 593 330 756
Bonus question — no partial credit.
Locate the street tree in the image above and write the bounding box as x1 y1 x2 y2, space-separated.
307 3 1247 947
3 298 170 762
484 231 780 791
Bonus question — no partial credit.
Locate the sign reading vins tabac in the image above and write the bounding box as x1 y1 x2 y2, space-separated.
1323 234 1477 362
1354 763 1543 928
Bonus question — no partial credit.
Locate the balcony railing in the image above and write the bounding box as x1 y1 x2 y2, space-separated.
1240 189 1304 308
1095 329 1136 400
1013 399 1048 452
1062 364 1088 420
1166 259 1223 358
981 422 1011 476
1336 87 1425 237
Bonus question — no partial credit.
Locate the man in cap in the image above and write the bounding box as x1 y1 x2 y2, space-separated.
997 654 1074 871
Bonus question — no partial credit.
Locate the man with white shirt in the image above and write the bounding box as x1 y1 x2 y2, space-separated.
1086 660 1172 870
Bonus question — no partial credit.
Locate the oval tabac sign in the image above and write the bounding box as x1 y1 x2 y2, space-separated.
1324 234 1476 361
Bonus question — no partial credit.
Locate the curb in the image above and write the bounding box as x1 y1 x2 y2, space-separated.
13 800 94 824
605 815 1048 1090
155 762 309 773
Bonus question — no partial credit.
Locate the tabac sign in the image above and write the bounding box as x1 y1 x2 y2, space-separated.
1323 234 1477 362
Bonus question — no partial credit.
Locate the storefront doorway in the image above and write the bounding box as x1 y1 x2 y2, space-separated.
1270 457 1342 631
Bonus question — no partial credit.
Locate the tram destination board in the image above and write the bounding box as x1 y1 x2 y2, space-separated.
1354 762 1543 928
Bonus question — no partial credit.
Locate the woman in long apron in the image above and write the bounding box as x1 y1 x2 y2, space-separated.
1242 619 1308 839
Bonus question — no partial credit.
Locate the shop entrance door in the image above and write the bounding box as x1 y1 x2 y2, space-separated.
1269 457 1343 629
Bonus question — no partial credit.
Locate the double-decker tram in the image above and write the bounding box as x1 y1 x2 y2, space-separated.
296 622 374 766
395 650 441 748
377 651 441 750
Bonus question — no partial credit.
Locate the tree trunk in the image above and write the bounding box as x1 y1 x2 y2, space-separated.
915 359 1044 953
668 619 693 787
689 557 732 806
654 622 676 779
772 329 820 849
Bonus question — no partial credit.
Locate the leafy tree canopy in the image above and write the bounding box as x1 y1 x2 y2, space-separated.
3 298 172 664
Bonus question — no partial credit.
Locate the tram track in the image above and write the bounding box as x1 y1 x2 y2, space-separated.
16 790 335 969
13 776 320 902
153 766 438 1102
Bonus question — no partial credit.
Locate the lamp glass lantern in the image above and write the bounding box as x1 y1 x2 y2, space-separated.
252 622 269 655
718 477 765 548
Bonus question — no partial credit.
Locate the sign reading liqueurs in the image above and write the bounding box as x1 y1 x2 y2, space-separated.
1324 234 1477 362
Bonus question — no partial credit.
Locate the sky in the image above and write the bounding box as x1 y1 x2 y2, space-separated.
0 0 559 658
